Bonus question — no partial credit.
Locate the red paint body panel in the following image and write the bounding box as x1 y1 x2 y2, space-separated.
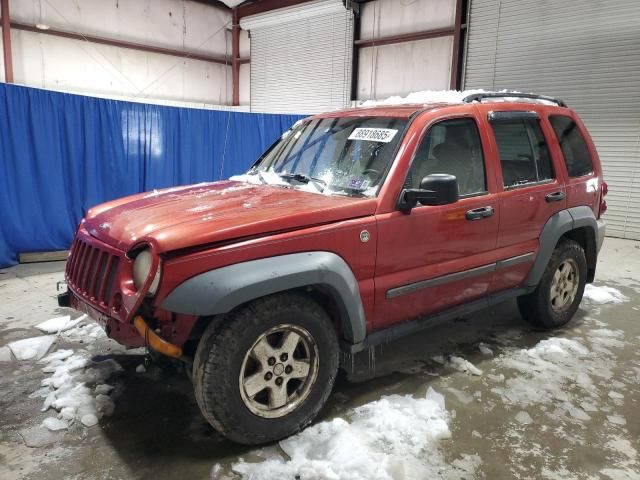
84 182 376 253
64 99 605 351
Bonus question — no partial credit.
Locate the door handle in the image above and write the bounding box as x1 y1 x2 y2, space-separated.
466 206 495 221
545 191 566 203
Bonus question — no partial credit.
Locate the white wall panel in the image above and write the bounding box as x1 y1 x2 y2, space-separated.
5 0 232 105
10 0 230 56
239 62 250 106
10 29 231 104
358 35 452 100
465 0 640 240
360 0 455 40
356 0 456 101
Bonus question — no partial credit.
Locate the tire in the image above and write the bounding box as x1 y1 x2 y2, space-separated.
192 292 339 445
518 239 587 329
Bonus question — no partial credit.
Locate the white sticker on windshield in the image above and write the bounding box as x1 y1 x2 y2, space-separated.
348 128 399 143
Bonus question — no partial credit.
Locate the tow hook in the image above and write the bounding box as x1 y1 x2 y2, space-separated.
133 316 183 359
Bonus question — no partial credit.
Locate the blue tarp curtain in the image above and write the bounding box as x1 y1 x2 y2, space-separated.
0 83 305 268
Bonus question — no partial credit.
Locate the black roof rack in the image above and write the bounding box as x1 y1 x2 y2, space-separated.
462 92 567 108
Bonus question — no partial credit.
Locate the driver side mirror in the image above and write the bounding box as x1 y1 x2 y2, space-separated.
398 174 459 211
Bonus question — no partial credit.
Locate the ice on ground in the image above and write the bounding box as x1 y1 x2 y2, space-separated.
81 414 98 427
42 417 68 431
478 343 494 356
38 349 122 428
607 415 627 426
135 364 146 373
583 285 629 304
60 322 107 343
609 391 624 400
226 387 479 480
493 338 594 408
515 411 533 425
35 314 86 333
0 345 13 362
448 356 483 376
8 335 56 361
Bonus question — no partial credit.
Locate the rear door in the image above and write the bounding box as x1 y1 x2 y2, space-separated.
482 108 568 293
373 112 501 330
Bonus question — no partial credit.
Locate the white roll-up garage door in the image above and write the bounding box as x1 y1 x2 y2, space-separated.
464 0 640 240
241 0 353 115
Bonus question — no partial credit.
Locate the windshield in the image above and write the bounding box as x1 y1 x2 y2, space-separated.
232 116 408 197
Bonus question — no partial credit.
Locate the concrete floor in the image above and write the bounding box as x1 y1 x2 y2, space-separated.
0 238 639 479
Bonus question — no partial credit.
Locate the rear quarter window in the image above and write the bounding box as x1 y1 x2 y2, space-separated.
549 115 594 177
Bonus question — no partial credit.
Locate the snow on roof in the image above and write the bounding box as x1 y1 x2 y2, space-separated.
359 89 558 107
359 89 486 107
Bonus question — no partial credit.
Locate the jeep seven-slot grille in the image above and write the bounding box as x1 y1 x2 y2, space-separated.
66 238 120 307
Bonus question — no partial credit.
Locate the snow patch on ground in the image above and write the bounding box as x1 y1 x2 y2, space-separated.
36 350 122 429
492 337 596 410
583 284 629 305
59 322 108 344
220 388 479 480
0 345 13 361
8 335 56 361
448 356 483 376
35 314 86 333
42 417 68 432
478 343 494 356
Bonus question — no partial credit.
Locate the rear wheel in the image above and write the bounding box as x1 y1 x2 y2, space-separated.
193 292 339 445
518 239 587 329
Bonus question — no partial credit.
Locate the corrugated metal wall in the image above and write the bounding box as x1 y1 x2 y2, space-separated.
464 0 640 240
244 0 353 114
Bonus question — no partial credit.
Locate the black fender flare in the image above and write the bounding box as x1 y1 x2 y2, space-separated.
160 251 367 344
524 206 600 287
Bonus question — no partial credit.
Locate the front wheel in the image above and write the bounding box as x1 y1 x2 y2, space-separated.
192 292 339 445
518 239 587 329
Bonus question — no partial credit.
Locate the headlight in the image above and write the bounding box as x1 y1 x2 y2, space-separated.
132 248 161 295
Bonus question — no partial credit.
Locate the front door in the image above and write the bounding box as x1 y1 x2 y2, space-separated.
373 115 500 330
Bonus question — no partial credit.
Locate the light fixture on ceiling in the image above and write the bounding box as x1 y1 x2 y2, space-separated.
35 0 49 30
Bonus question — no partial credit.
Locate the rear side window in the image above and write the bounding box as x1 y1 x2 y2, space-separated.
549 115 594 177
491 118 554 188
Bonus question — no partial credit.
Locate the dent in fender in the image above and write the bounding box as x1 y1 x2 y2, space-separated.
160 252 367 344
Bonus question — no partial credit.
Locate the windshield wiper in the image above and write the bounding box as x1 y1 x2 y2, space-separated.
278 173 326 192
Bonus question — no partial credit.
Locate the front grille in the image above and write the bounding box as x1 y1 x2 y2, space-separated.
66 237 121 307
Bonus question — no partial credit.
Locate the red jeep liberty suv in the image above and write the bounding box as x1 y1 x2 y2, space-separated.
59 92 607 444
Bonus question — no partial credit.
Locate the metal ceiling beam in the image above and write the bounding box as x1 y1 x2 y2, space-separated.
1 0 14 83
236 0 314 19
190 0 232 13
354 26 455 48
9 21 231 65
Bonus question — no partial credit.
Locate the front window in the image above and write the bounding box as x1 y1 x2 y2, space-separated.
235 117 407 197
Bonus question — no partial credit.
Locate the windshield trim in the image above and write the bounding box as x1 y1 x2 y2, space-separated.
249 115 417 199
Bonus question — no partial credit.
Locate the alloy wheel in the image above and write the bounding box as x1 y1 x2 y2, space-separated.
239 324 319 418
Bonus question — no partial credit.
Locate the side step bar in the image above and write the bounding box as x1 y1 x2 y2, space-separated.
343 287 533 354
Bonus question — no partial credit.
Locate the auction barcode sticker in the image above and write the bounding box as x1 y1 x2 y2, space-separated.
348 128 399 143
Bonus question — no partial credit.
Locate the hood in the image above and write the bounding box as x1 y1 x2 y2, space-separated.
84 181 376 253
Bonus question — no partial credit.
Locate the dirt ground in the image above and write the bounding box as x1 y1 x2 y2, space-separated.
0 237 639 480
